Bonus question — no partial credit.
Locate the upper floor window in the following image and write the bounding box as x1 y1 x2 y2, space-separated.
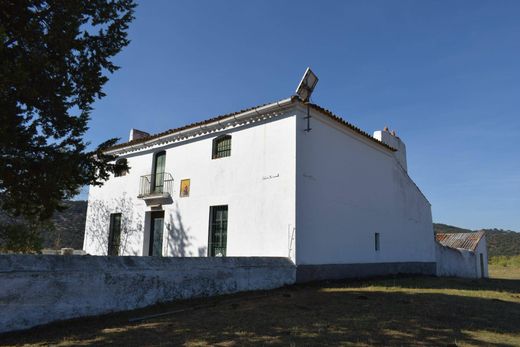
114 158 129 177
212 135 231 159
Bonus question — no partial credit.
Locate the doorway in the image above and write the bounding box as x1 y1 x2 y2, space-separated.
480 253 485 278
149 211 165 256
208 205 228 256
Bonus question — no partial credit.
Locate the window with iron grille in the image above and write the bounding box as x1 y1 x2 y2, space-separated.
114 158 128 177
212 135 231 159
108 213 122 256
375 233 380 251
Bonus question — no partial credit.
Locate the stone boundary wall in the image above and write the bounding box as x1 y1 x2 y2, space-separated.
0 255 296 333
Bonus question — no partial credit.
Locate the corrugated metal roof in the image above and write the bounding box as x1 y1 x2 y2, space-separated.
435 231 485 251
105 96 396 152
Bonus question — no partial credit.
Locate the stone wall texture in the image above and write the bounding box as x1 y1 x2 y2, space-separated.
0 255 296 333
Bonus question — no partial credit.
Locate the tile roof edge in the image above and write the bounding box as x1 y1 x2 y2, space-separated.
103 95 395 154
104 96 297 153
302 101 396 152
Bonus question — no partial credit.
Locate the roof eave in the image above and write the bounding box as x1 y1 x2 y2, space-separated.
104 97 296 155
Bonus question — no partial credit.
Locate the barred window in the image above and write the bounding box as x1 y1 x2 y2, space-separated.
114 158 128 177
212 135 231 159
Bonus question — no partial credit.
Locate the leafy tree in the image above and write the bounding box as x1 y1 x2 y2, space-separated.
0 0 135 221
0 221 44 253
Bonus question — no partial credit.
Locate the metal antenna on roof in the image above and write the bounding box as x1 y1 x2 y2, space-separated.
295 68 319 133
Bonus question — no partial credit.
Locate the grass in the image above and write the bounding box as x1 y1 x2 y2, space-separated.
489 256 520 280
1 268 520 346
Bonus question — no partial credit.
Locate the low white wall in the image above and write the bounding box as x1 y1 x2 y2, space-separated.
435 242 478 278
0 255 295 333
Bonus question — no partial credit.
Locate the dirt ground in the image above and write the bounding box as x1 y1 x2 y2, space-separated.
1 271 520 347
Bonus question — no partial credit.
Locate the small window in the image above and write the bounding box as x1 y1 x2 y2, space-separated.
114 158 129 177
375 233 380 251
108 213 122 256
212 135 231 159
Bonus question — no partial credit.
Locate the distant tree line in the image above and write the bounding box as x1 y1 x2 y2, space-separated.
0 201 86 252
434 223 520 257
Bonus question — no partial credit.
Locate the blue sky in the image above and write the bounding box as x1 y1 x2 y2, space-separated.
82 0 520 231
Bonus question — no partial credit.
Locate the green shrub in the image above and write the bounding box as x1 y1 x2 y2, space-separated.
0 222 43 253
489 255 520 267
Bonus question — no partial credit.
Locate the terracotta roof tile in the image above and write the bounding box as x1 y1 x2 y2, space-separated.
106 97 296 151
106 96 395 152
306 102 396 151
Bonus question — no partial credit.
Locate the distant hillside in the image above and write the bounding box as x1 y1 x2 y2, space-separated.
44 200 87 249
434 223 520 257
0 200 87 250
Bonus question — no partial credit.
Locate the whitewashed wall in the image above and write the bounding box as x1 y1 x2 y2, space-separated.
84 112 297 258
475 238 488 278
435 243 478 278
84 100 437 274
0 255 295 333
295 105 436 266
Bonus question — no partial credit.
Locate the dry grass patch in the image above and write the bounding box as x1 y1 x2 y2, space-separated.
1 269 519 347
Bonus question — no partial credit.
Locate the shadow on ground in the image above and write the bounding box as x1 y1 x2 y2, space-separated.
1 276 519 346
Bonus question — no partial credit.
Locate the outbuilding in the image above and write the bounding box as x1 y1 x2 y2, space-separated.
435 231 488 278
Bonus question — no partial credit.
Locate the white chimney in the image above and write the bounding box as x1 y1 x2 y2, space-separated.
129 128 150 141
373 128 408 172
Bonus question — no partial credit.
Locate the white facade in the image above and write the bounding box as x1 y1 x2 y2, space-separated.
84 97 437 277
85 105 297 258
475 238 489 278
295 104 435 267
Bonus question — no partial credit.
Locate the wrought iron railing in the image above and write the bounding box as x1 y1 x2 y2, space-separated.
138 172 174 198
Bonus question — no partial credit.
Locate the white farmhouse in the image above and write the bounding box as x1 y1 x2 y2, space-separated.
84 72 437 282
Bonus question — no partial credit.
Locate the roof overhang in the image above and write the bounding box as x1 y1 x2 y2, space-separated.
103 96 395 156
104 97 296 155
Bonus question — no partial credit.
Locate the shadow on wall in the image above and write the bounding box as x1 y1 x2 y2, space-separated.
85 194 142 256
165 204 207 257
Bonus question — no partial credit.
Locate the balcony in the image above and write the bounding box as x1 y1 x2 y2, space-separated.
138 172 174 206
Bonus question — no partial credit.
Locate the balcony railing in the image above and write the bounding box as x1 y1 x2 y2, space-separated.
138 172 174 199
